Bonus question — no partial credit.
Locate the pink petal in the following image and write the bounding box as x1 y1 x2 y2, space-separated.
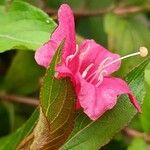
79 40 121 75
35 4 76 68
35 41 57 68
56 64 79 92
78 76 141 120
56 64 73 81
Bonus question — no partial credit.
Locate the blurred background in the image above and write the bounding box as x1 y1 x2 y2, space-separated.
0 0 150 149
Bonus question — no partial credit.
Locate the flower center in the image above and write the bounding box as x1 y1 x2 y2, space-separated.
82 47 148 87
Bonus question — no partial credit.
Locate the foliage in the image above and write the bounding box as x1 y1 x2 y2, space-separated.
0 0 150 149
0 0 56 52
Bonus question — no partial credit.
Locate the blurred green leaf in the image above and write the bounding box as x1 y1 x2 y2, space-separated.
47 0 114 9
145 63 150 86
77 16 107 46
4 51 44 95
60 59 149 150
128 115 143 132
123 0 150 6
104 13 150 76
0 0 56 52
128 138 149 150
0 0 6 5
102 139 127 150
0 102 10 136
0 109 39 150
2 102 15 132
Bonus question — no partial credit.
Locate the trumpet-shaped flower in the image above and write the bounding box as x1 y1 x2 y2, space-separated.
35 4 145 120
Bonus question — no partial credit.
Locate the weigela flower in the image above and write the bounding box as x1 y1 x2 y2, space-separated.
35 4 142 120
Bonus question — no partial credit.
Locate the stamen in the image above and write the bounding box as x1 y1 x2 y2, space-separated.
103 47 148 69
96 70 107 87
80 44 90 57
82 63 94 78
66 44 79 65
86 57 112 81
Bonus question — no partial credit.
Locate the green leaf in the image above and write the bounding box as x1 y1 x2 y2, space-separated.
4 51 44 95
145 63 150 86
0 0 6 5
104 13 150 76
77 16 107 46
124 0 150 6
0 0 56 52
0 102 11 136
17 42 76 149
140 63 150 133
128 138 149 150
2 102 15 132
0 109 39 150
60 58 149 150
47 0 114 9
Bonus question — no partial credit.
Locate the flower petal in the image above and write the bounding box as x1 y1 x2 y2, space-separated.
56 64 73 80
77 75 96 117
35 4 76 68
79 40 121 75
78 76 141 120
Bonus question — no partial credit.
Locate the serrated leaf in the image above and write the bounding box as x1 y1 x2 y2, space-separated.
60 58 149 150
0 0 56 52
140 63 150 133
18 42 76 149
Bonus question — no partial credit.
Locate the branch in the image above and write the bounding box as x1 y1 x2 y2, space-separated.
123 128 150 143
45 4 150 18
0 92 39 106
45 6 112 18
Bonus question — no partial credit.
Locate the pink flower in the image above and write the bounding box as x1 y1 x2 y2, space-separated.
35 4 141 120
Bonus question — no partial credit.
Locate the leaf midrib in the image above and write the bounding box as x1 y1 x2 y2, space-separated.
0 34 43 45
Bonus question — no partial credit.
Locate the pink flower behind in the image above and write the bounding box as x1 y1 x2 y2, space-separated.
35 4 141 120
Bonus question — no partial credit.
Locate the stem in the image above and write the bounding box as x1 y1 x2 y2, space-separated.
0 92 39 106
123 128 150 143
45 4 150 18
